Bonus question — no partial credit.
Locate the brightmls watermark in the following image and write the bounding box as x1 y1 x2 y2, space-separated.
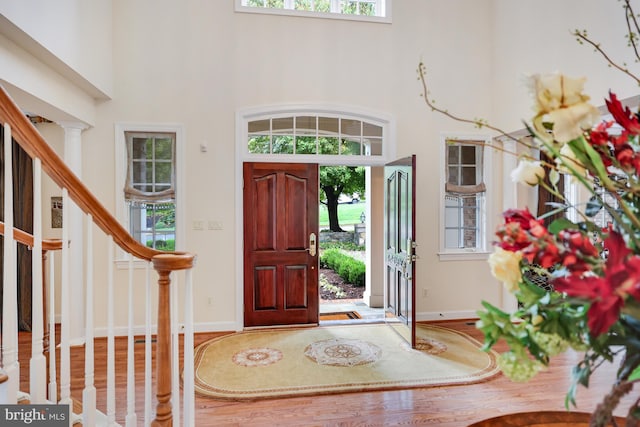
0 404 68 426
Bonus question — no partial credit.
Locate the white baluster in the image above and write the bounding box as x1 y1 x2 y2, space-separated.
48 251 57 403
183 268 195 427
106 237 117 426
82 216 96 426
125 254 137 426
30 158 46 403
59 189 72 421
2 123 19 404
144 262 152 426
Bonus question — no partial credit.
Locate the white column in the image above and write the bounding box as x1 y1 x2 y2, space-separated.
363 166 384 308
58 121 89 346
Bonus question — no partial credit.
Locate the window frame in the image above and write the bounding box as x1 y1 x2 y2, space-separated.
438 133 493 261
234 0 392 23
115 122 186 267
237 104 395 166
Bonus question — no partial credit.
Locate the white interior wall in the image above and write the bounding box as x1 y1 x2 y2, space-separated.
2 0 637 331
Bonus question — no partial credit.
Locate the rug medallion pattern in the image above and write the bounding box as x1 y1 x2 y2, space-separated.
232 348 283 367
304 338 382 366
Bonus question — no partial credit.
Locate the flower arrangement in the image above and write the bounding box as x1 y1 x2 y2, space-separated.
418 2 640 426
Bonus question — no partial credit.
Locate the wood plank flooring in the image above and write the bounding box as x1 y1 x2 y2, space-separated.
16 320 635 426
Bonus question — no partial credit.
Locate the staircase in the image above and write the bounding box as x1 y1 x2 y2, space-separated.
0 85 197 426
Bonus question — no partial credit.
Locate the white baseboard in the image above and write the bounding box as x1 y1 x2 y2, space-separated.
416 310 478 322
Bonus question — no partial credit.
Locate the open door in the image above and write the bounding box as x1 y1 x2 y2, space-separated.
384 155 416 348
243 162 319 327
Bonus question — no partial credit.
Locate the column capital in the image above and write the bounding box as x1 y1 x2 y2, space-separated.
55 120 90 132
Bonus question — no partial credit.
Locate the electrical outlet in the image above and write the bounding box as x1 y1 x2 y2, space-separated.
193 220 204 230
422 288 429 298
208 220 223 230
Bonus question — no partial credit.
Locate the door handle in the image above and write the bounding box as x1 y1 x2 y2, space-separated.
307 232 317 257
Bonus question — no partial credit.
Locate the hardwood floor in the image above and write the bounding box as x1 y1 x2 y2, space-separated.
17 320 635 426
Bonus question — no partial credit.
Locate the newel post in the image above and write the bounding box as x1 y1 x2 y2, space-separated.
151 253 195 427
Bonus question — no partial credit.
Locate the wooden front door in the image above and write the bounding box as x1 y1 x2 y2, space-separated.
243 162 319 327
384 155 417 347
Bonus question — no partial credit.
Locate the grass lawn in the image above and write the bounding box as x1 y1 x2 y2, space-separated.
319 202 366 227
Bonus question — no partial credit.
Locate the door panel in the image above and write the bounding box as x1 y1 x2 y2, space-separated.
243 162 319 327
384 155 416 347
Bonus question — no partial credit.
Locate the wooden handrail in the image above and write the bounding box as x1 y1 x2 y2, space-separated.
0 86 193 265
0 222 62 251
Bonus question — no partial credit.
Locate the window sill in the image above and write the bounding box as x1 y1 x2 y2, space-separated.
437 251 491 262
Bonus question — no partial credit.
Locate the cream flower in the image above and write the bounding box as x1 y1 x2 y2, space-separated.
510 159 545 186
547 102 601 143
526 73 591 114
488 247 523 292
526 72 600 144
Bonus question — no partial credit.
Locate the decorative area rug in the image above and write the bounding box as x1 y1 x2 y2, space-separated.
318 311 361 321
192 323 499 400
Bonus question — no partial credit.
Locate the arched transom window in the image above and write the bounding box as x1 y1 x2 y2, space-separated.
238 106 393 166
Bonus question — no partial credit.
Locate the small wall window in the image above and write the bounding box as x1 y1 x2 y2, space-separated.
440 136 491 259
124 132 176 251
115 123 185 264
235 0 391 22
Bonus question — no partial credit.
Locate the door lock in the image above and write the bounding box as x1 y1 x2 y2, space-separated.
307 232 317 257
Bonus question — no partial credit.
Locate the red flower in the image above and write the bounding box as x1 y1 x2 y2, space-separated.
553 231 640 336
605 92 640 134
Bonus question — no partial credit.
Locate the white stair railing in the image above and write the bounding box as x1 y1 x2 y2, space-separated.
0 85 197 427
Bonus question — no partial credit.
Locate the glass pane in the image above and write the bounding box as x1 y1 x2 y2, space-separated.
342 139 362 155
444 206 460 227
132 137 149 160
248 119 270 134
359 1 375 15
296 116 317 135
318 117 339 135
319 137 339 154
133 161 153 184
267 0 284 8
295 0 313 10
272 135 294 154
447 145 459 164
448 166 458 185
248 136 271 153
367 137 382 156
341 118 361 137
295 136 317 154
154 137 173 160
272 117 293 134
315 0 330 12
461 166 477 185
155 162 172 185
461 145 476 164
444 229 459 249
363 122 382 137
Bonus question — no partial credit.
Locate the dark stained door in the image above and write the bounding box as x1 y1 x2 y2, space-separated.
243 162 319 327
384 155 417 347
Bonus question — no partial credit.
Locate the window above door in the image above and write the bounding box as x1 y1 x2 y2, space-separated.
238 105 394 166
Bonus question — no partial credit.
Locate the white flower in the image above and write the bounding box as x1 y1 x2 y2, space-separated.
488 247 523 293
510 159 545 186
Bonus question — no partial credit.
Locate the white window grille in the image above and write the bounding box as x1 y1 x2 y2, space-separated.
440 136 491 258
124 132 176 251
235 0 391 22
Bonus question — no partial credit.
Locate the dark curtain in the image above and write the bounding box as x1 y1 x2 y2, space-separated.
0 125 34 331
537 151 565 227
